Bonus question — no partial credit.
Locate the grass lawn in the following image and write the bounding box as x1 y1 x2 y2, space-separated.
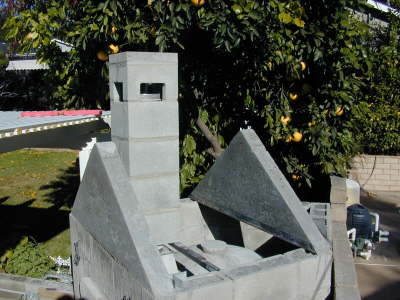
0 149 79 261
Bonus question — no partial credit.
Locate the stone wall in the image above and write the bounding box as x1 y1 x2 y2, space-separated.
330 176 361 300
348 155 400 192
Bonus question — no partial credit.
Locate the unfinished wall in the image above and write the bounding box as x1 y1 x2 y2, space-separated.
348 155 400 192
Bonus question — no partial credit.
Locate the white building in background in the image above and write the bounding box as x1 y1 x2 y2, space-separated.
5 39 72 71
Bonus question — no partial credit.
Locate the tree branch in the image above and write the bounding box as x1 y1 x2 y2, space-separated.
196 116 223 158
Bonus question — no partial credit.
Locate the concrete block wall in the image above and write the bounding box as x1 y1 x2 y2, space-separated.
348 154 400 192
70 215 160 300
109 52 180 214
175 249 332 300
330 176 361 300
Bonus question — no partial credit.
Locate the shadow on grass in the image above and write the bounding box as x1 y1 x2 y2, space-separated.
0 159 80 258
0 200 70 257
40 158 80 209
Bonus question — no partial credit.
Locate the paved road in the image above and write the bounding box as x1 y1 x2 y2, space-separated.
355 192 400 300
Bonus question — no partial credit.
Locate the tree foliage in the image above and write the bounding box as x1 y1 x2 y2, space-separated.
1 236 56 278
3 0 399 198
351 13 400 155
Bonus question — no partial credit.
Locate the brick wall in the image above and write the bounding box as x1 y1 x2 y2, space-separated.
348 155 400 192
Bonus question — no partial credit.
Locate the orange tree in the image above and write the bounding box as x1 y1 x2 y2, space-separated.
3 0 376 199
351 10 400 155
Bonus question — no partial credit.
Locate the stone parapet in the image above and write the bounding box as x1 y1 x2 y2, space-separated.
330 176 361 300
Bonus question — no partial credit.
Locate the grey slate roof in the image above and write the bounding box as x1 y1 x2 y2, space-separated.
0 111 111 138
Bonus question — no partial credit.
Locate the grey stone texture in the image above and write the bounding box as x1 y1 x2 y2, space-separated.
330 176 361 300
240 222 273 250
174 249 331 300
190 129 330 254
144 199 214 245
109 52 178 102
70 52 334 300
71 142 173 298
70 138 333 300
109 52 179 215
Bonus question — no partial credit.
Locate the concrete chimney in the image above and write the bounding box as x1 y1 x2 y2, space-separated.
108 52 179 214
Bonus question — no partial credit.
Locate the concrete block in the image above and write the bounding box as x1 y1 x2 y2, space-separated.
362 156 376 164
0 278 25 293
176 274 233 300
87 238 116 297
371 169 384 175
356 168 371 174
345 179 360 206
130 174 180 213
288 249 332 298
145 210 182 244
191 129 330 254
111 101 179 139
330 176 347 204
363 184 376 190
331 222 349 241
71 142 173 296
374 174 390 180
391 163 400 170
111 261 150 300
178 199 214 244
330 203 347 223
372 179 391 186
109 52 178 102
144 199 214 245
109 65 128 102
114 136 179 177
240 222 273 250
384 157 399 164
333 260 358 288
80 277 107 300
332 239 353 262
357 173 371 180
334 286 361 300
389 185 400 191
229 259 298 300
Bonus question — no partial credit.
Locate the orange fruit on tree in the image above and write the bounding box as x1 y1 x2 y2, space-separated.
285 136 292 143
150 26 157 36
111 26 117 33
292 174 300 181
308 121 316 127
289 93 299 101
192 0 205 7
96 51 109 61
292 131 303 142
300 61 306 71
335 106 344 116
280 116 291 125
108 44 119 54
